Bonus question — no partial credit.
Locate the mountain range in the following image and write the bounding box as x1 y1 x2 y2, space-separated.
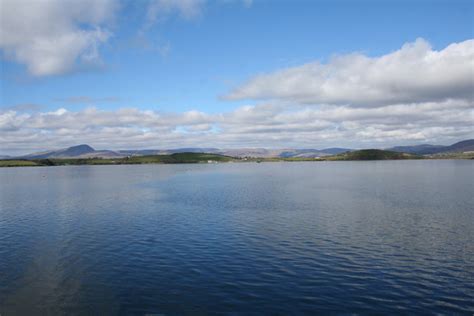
15 145 354 159
6 139 474 160
387 139 474 155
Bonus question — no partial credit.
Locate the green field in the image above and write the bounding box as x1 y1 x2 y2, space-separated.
0 160 42 167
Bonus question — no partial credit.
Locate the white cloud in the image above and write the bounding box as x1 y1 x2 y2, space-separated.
0 0 117 76
226 39 474 107
0 0 253 75
1 99 472 155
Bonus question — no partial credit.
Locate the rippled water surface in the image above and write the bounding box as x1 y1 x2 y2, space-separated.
1 161 473 314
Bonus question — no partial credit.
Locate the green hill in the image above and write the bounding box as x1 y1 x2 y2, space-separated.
327 149 422 160
124 152 235 164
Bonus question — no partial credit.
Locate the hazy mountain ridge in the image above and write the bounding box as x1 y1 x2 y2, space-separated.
118 148 221 156
441 139 474 153
15 146 351 159
388 144 447 155
22 145 116 159
6 139 473 160
388 139 474 155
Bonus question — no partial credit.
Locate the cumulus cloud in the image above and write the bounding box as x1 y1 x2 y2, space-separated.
0 0 117 76
1 99 472 155
225 39 474 107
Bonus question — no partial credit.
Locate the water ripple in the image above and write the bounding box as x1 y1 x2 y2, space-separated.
0 161 473 314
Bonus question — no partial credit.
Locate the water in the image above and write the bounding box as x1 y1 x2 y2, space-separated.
1 161 473 314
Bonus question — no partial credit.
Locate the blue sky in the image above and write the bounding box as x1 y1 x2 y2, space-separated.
0 0 473 154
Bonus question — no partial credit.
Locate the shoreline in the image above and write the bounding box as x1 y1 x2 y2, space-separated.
1 156 472 168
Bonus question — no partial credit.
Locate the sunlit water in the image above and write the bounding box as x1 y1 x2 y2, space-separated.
1 161 473 314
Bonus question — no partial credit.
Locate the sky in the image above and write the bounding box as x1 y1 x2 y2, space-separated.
0 0 473 155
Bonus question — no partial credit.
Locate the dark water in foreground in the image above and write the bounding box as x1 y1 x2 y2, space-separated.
0 161 473 315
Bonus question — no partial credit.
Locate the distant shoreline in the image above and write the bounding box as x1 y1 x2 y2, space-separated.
1 150 472 167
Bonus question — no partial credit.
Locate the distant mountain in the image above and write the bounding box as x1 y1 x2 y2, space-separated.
440 139 474 153
11 139 473 160
277 148 351 158
22 144 123 159
117 146 351 158
76 150 123 158
23 144 90 159
171 148 220 154
219 147 352 158
389 144 447 155
19 145 221 159
389 139 474 155
319 148 352 155
118 148 221 156
118 149 165 156
57 144 95 156
218 148 287 158
279 149 325 158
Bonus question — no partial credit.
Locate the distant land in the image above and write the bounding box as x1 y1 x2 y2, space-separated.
0 139 473 167
326 149 422 161
15 144 354 160
7 139 474 159
387 139 474 155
